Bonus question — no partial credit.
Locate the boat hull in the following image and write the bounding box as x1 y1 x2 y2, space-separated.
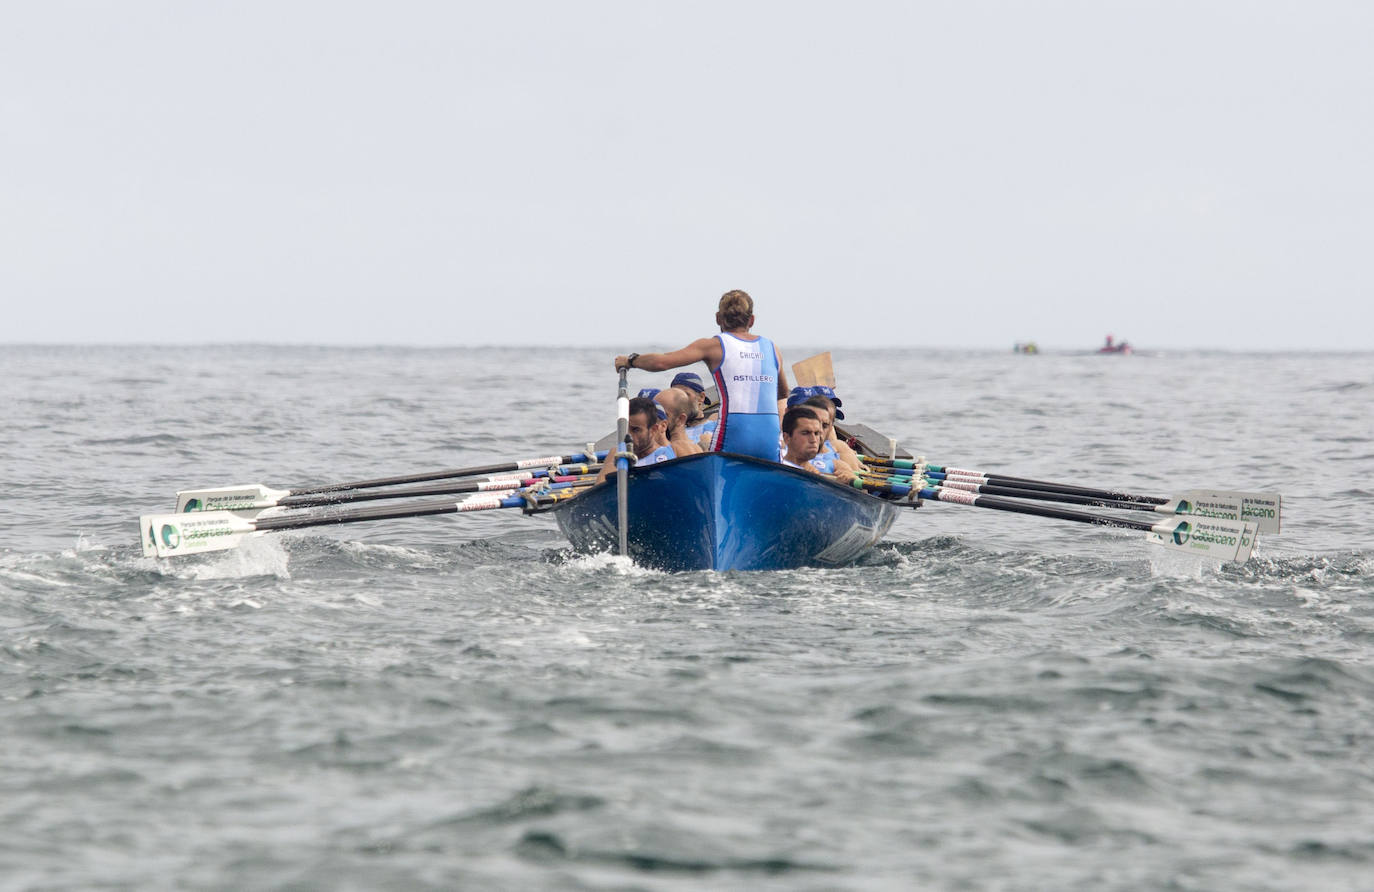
549 452 900 571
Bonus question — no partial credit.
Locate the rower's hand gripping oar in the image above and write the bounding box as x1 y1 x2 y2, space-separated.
174 451 608 512
615 366 631 557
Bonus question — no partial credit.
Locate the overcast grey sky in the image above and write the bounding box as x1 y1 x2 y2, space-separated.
3 1 1370 350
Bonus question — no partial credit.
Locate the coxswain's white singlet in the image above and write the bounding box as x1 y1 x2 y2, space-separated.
709 332 780 460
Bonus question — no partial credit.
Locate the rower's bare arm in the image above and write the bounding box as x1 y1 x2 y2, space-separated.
833 437 862 471
774 345 790 401
669 426 702 456
615 338 719 373
830 463 857 485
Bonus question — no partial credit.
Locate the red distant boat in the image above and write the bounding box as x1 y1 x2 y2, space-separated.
1098 334 1133 355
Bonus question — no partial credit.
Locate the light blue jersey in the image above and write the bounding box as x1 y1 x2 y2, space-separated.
635 444 675 466
778 446 836 473
685 418 717 443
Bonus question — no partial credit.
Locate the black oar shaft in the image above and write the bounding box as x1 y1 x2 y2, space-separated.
275 467 600 509
291 452 604 496
921 487 1156 532
921 468 1168 505
939 480 1157 512
253 495 527 532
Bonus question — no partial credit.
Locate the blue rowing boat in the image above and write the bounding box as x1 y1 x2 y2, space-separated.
542 452 902 572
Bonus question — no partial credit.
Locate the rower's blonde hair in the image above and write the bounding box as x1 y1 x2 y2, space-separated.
717 290 754 330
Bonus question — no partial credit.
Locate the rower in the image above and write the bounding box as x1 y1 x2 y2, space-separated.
595 396 676 484
672 372 719 446
653 387 701 457
670 372 709 422
787 386 862 472
779 406 857 484
614 290 789 461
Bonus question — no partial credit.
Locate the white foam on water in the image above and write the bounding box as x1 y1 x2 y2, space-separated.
560 551 659 577
177 536 291 580
1146 549 1212 579
0 566 73 588
338 539 445 568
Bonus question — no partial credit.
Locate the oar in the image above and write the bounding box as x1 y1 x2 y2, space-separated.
175 450 609 512
614 367 631 556
858 468 1280 534
177 465 601 512
862 457 1282 534
185 478 598 527
919 473 1277 528
140 488 570 559
908 484 1258 563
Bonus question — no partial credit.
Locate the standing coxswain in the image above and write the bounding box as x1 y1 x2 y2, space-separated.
613 290 789 462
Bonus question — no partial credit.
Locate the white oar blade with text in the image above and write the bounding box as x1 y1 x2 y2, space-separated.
1145 517 1258 563
141 512 260 558
176 485 292 513
1163 490 1281 534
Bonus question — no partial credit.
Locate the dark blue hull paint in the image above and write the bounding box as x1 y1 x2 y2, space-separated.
550 452 900 572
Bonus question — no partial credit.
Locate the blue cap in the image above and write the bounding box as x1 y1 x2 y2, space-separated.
786 385 845 420
671 372 705 393
637 387 661 400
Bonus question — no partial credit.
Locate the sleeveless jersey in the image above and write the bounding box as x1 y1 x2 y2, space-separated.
777 446 835 474
709 332 780 460
807 449 837 473
686 418 717 443
635 444 675 466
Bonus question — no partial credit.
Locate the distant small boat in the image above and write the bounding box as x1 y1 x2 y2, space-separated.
1013 341 1039 354
1098 335 1133 355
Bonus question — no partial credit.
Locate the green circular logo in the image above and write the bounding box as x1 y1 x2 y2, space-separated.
182 498 202 512
160 524 181 548
1171 520 1192 546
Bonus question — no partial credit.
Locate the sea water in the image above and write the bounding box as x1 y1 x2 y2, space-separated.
1 345 1371 890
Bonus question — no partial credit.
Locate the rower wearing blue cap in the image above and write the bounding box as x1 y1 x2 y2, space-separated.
786 387 861 472
670 372 705 394
670 371 716 443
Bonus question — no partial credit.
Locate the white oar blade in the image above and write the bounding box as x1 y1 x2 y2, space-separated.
1158 491 1281 534
1146 517 1258 563
175 484 292 513
1175 490 1281 534
140 511 260 558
